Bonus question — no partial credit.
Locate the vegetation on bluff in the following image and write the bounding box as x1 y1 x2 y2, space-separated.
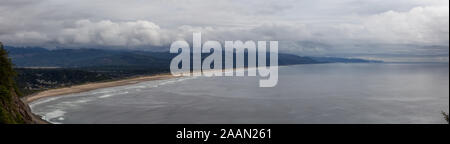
0 42 35 124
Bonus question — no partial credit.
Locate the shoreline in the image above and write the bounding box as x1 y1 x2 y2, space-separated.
23 73 177 104
22 66 278 124
22 66 286 104
21 73 177 124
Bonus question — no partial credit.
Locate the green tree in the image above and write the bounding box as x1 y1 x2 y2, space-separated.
0 42 17 91
0 41 28 124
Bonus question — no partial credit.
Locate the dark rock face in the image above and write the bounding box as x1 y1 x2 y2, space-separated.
0 42 36 124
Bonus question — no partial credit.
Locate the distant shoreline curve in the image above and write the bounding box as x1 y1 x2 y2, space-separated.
23 73 177 104
22 66 287 104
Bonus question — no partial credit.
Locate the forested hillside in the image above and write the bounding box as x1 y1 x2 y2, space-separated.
5 46 320 68
0 42 34 124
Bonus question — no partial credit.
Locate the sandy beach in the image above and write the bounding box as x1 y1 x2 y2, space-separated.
22 67 254 104
19 73 176 124
22 68 249 124
23 73 177 104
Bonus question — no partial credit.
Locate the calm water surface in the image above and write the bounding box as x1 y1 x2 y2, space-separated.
30 63 449 124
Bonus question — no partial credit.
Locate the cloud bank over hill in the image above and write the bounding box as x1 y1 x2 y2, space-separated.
0 0 448 62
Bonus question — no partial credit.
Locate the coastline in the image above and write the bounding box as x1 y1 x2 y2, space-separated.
21 67 272 124
22 65 283 104
23 73 177 104
20 73 177 124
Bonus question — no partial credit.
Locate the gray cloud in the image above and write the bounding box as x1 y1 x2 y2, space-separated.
0 0 448 62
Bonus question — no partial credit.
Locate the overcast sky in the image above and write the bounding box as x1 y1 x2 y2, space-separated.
0 0 448 62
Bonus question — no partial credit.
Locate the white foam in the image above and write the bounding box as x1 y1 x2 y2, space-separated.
42 109 66 124
29 96 63 109
98 91 129 99
98 94 112 98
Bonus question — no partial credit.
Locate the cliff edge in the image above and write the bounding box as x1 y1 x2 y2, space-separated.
0 42 36 124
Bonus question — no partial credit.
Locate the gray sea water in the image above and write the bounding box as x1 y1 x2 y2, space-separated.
30 63 449 124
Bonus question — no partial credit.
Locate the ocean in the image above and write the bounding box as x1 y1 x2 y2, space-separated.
30 63 449 124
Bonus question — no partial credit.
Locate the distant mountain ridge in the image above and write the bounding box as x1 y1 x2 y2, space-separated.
5 46 320 68
5 46 381 68
5 46 171 68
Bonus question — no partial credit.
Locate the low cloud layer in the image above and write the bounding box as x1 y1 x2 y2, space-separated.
57 20 167 46
0 0 448 62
